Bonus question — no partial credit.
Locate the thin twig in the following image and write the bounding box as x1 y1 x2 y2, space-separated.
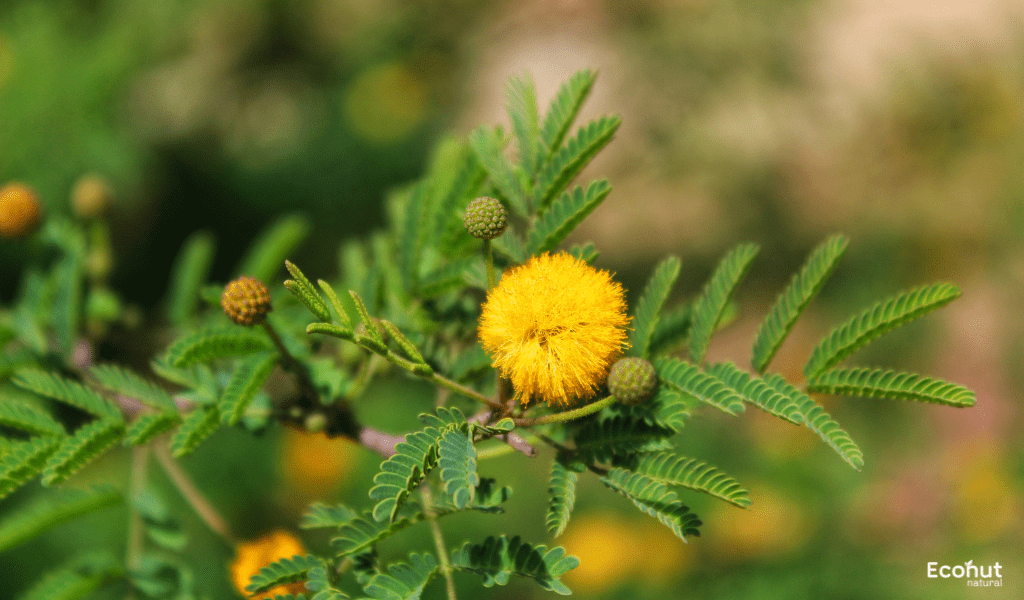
428 373 501 409
420 485 457 600
153 441 234 544
514 395 617 427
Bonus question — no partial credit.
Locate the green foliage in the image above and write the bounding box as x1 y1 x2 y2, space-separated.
165 231 215 325
648 302 694 357
16 552 123 600
332 512 422 559
286 260 332 323
706 362 804 425
807 367 976 407
300 502 358 530
540 69 597 155
219 352 279 425
41 419 125 485
574 415 674 463
629 256 682 359
610 387 692 433
752 235 848 372
633 452 751 508
526 180 612 254
0 486 120 553
246 554 325 595
0 437 62 500
369 426 444 522
0 397 65 436
357 553 438 600
12 369 121 421
762 373 864 470
469 125 525 215
803 282 962 380
123 412 182 446
451 535 579 595
89 364 176 412
169 405 221 458
534 116 620 211
601 468 703 542
655 357 746 415
545 458 578 538
689 242 760 364
437 428 479 510
317 279 353 329
164 327 273 368
507 74 543 181
236 214 311 282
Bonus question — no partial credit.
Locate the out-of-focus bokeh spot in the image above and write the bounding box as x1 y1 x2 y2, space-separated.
229 529 306 597
278 429 358 507
344 63 428 146
706 485 815 563
947 444 1020 544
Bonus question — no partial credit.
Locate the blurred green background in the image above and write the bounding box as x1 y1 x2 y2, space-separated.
2 0 1022 598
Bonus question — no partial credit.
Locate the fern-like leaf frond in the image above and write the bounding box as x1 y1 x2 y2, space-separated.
533 116 620 211
332 512 422 559
468 125 526 215
0 436 62 500
601 468 702 541
165 327 272 368
368 427 443 522
165 231 215 325
507 74 542 180
437 428 479 510
628 256 681 358
634 452 751 508
12 369 121 421
762 373 864 470
803 282 961 380
219 353 278 425
0 485 120 553
608 387 692 433
169 406 220 458
688 243 760 364
654 357 745 415
0 397 65 436
123 412 181 446
300 502 358 530
752 235 848 372
706 362 804 425
451 535 579 595
359 553 439 600
246 554 325 595
574 415 674 463
808 367 975 407
526 180 611 254
545 459 578 538
540 69 597 155
41 419 125 486
647 302 693 357
16 552 123 600
285 260 332 323
90 364 176 412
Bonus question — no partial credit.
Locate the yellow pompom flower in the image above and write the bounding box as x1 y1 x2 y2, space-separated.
479 252 630 407
230 530 306 598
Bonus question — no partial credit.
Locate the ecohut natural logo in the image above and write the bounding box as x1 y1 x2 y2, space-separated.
927 561 1003 588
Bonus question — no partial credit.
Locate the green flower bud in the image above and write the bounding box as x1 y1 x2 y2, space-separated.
463 196 508 240
607 357 658 405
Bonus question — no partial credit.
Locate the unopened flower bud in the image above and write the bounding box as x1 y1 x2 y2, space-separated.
0 182 42 239
71 174 113 219
463 196 508 240
607 357 658 405
221 276 272 326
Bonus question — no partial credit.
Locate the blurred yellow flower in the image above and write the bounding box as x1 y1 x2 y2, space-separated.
344 62 427 145
279 429 358 501
230 530 306 598
479 252 630 407
949 449 1019 543
707 485 814 563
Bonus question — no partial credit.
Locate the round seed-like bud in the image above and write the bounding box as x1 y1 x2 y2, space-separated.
463 196 508 240
221 276 272 326
71 174 113 219
0 182 42 239
607 357 658 405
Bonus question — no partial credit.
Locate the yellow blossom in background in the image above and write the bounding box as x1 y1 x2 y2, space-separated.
230 530 306 598
479 252 630 407
344 62 427 145
279 429 358 506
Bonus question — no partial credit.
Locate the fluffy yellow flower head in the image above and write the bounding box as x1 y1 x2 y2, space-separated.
479 252 630 407
230 530 306 598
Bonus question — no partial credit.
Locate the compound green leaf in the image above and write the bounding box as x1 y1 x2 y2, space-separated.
451 535 579 595
601 468 702 542
42 419 125 485
633 452 751 508
0 485 120 553
540 69 597 155
654 357 745 415
0 397 64 436
533 116 619 211
13 369 121 421
526 180 611 254
706 362 804 425
236 214 310 282
545 458 577 538
688 243 759 364
808 367 975 407
89 364 176 412
165 231 215 325
169 405 220 458
220 353 279 425
628 256 681 358
246 555 325 595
